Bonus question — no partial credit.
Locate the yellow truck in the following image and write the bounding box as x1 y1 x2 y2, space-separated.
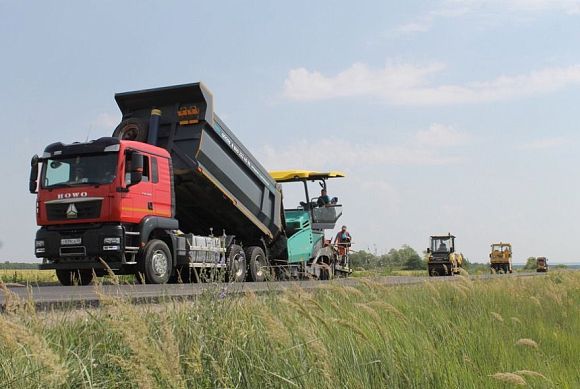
489 243 512 274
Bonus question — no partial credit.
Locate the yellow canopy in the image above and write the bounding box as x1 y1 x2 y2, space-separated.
269 170 346 183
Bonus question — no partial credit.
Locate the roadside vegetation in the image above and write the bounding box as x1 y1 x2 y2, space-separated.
0 271 578 388
350 245 493 276
0 269 57 284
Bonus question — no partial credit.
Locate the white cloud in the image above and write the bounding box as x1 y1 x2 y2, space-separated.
258 124 468 170
394 0 580 35
283 62 580 106
393 6 470 35
452 0 580 15
518 136 567 150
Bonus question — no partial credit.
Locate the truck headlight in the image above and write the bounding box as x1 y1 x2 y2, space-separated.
103 245 120 251
35 240 45 248
35 248 45 253
104 237 121 244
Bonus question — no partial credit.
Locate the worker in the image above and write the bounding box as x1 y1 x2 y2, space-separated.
438 241 447 251
334 225 352 261
317 189 331 207
335 225 352 246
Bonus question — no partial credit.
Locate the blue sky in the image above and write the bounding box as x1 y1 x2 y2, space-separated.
1 0 580 263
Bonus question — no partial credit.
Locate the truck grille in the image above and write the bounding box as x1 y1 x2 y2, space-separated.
46 200 102 221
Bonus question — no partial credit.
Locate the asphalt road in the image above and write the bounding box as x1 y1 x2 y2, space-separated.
1 272 545 311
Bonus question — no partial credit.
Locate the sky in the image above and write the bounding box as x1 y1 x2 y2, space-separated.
1 0 580 263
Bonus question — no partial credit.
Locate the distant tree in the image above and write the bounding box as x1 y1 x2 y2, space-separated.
523 257 537 271
387 245 423 269
350 250 378 269
402 252 424 270
349 245 426 270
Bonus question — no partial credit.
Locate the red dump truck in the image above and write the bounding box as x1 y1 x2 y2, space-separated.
30 83 349 285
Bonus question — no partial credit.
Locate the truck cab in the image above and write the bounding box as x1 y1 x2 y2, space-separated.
30 137 181 285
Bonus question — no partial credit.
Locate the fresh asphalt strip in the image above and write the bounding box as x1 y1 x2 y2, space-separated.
0 272 546 312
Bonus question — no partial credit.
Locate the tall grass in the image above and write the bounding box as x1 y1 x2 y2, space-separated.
0 271 578 388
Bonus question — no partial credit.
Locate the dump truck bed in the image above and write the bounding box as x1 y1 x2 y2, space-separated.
114 83 284 246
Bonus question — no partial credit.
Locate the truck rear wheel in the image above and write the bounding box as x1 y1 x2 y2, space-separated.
246 246 268 282
137 239 172 284
226 245 246 282
113 118 149 142
56 269 95 286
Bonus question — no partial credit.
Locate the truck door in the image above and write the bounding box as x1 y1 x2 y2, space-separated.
150 156 172 218
123 154 155 223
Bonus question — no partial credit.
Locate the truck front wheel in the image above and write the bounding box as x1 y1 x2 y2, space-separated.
137 239 172 284
56 269 95 286
226 245 246 282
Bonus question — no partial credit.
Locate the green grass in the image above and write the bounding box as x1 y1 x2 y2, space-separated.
0 271 578 388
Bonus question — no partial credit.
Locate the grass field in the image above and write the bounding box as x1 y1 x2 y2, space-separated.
0 271 578 388
0 269 57 284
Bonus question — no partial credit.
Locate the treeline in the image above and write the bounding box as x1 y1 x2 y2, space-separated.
350 245 425 270
522 257 569 270
350 245 488 272
0 262 39 270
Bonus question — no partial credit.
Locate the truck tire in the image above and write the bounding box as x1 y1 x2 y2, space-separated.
137 239 172 284
429 266 440 277
226 245 246 282
245 246 268 282
56 269 95 286
112 118 149 142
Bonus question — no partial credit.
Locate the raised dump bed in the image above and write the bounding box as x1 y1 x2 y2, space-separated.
113 83 285 250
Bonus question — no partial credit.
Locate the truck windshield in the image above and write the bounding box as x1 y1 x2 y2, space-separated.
431 237 453 252
41 153 118 188
492 245 510 253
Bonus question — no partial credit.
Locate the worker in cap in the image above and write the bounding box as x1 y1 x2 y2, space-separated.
335 225 352 258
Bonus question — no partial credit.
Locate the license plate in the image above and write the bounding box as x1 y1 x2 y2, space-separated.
61 238 82 245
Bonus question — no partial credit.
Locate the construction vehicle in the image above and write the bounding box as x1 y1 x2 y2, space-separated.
489 242 512 274
29 82 349 285
269 170 352 279
426 234 464 276
536 257 548 272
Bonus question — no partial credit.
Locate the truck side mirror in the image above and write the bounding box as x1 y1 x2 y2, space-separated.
29 155 39 194
426 248 431 254
128 151 143 187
